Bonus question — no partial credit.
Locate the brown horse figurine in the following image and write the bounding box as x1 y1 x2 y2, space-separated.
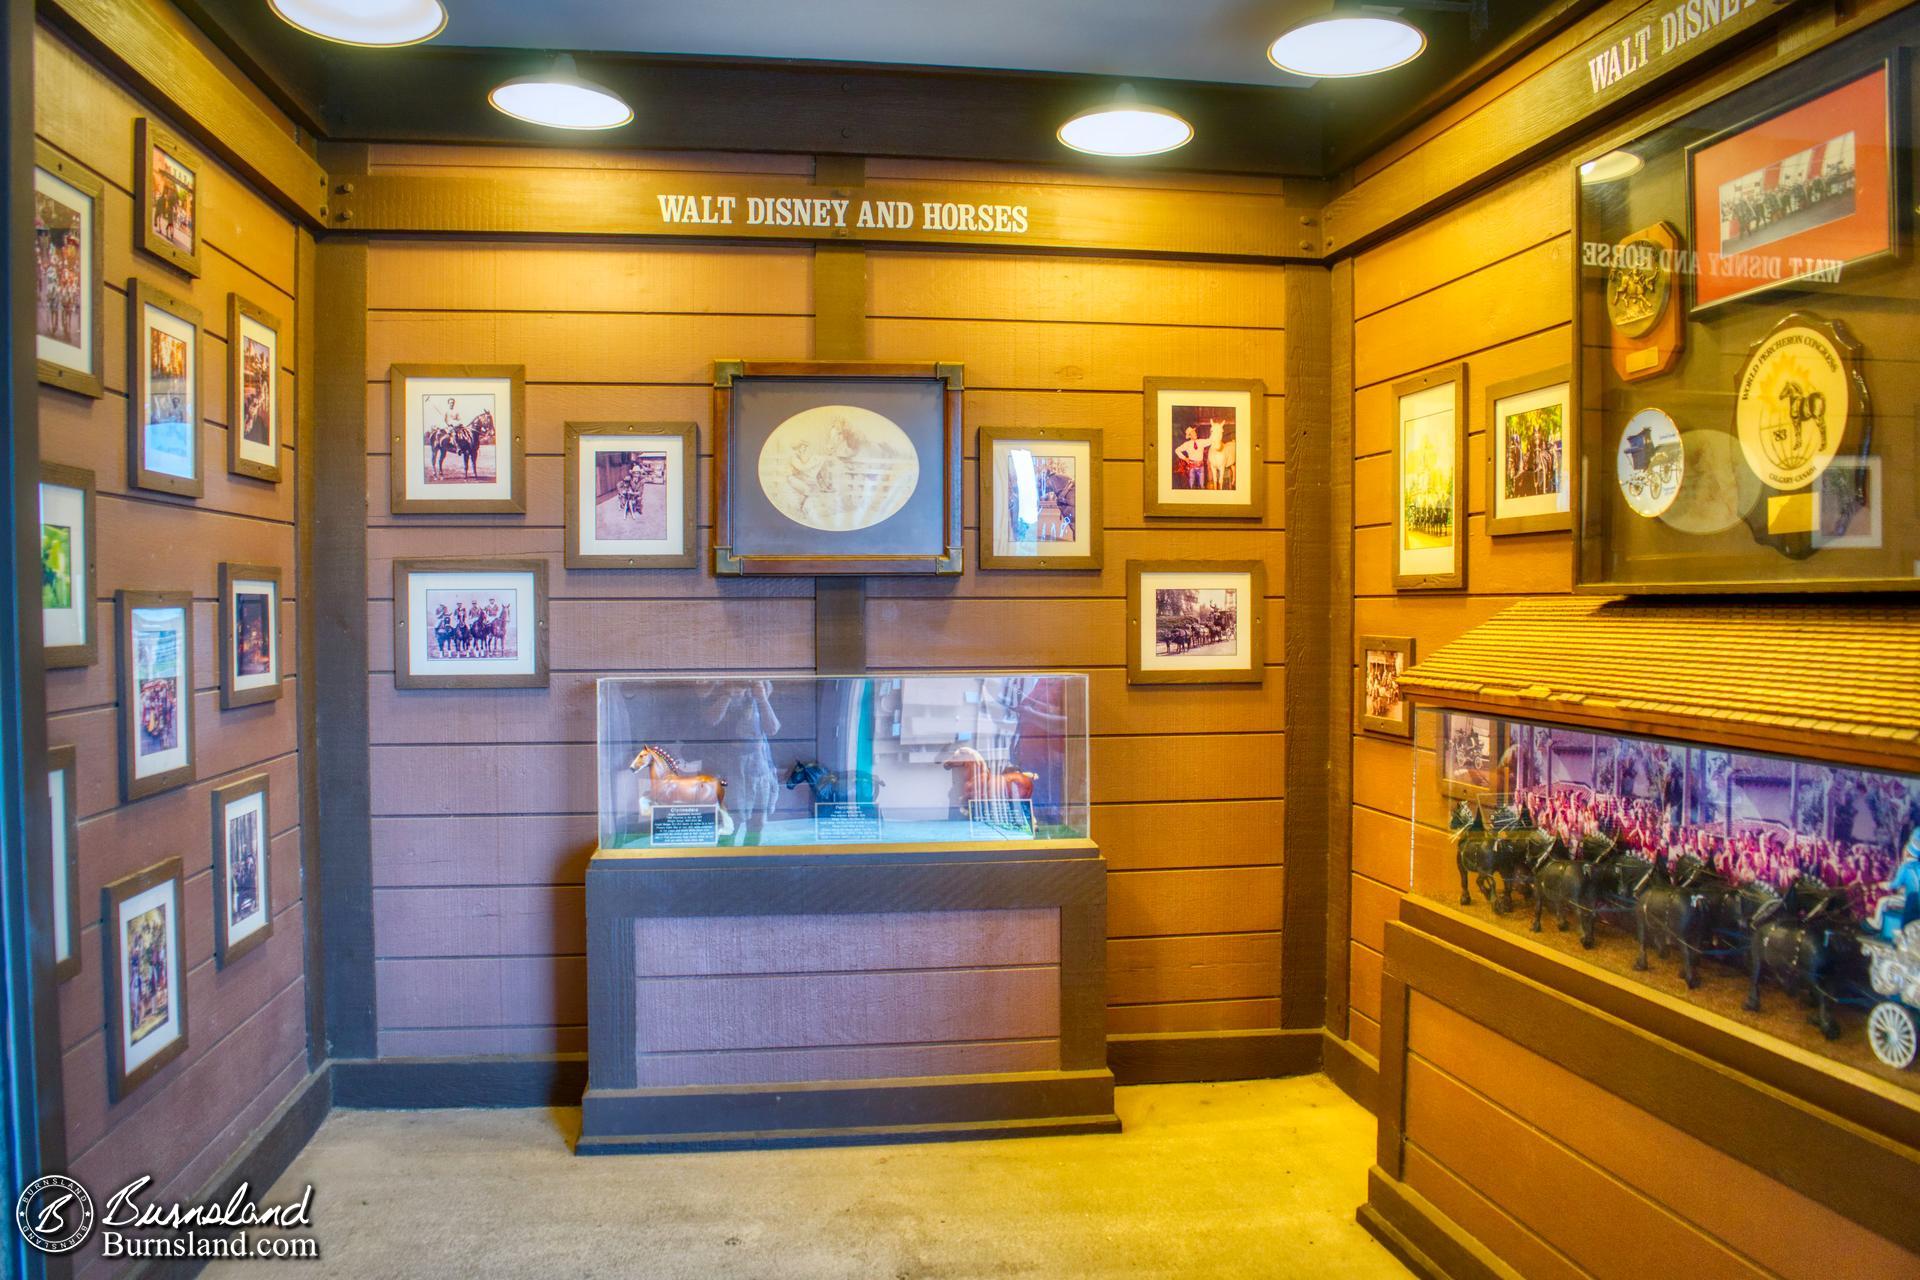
942 745 1037 806
630 744 735 834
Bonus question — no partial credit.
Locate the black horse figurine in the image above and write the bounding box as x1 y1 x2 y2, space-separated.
1452 801 1549 915
1632 854 1769 989
1532 835 1610 947
1746 876 1868 1040
783 760 884 806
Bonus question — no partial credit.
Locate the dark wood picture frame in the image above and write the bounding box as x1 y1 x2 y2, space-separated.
562 421 699 569
210 774 273 967
127 277 204 498
39 461 98 670
1125 559 1267 687
34 141 106 397
978 425 1104 571
1484 366 1574 537
218 562 284 709
1391 363 1468 591
227 294 284 483
1358 634 1415 739
392 557 550 690
114 589 195 802
711 360 964 575
388 363 527 515
102 857 188 1101
48 744 81 983
1140 375 1267 520
134 118 202 277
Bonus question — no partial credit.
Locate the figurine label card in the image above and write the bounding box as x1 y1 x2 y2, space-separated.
564 423 697 568
651 804 722 848
815 801 885 843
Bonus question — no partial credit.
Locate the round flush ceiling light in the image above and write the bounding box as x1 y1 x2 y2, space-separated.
1057 85 1193 158
1268 14 1427 78
489 55 634 131
269 0 446 47
1580 150 1645 184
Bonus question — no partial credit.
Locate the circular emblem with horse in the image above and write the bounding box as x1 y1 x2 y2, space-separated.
1615 408 1684 519
1734 314 1860 492
757 404 920 533
1605 228 1673 339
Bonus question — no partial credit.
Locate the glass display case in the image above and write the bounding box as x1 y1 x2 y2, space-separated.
596 672 1089 850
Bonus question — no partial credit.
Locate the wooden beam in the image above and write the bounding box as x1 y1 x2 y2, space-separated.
811 157 869 675
1322 257 1356 1041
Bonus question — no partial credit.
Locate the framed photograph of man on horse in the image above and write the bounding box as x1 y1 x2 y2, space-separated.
979 426 1103 571
390 364 526 514
1126 560 1266 686
563 422 698 569
1392 364 1466 591
393 558 549 689
1141 376 1267 519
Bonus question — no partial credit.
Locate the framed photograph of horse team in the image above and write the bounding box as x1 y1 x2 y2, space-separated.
1357 634 1414 739
134 119 201 278
228 295 283 483
129 279 203 499
102 857 188 1101
34 141 105 397
1392 363 1467 591
389 364 527 515
47 744 80 983
115 590 195 802
563 422 698 569
392 558 549 690
39 462 97 670
218 562 283 709
1485 367 1573 537
1141 376 1267 520
211 774 272 967
979 426 1103 571
1126 560 1266 686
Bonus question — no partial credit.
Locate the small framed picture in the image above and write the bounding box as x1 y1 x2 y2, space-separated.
211 775 272 967
1127 560 1266 686
115 590 194 801
563 422 697 569
48 744 80 983
103 857 188 1101
1485 367 1572 537
1142 377 1266 518
1392 364 1467 590
1812 456 1883 549
228 295 283 483
393 558 548 689
39 462 96 670
34 142 105 397
979 426 1103 570
218 563 283 709
1358 635 1414 738
390 364 526 514
1439 712 1505 800
128 279 203 498
135 119 201 277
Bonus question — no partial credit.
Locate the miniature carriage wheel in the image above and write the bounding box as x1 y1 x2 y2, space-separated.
1868 951 1901 998
1867 1001 1919 1070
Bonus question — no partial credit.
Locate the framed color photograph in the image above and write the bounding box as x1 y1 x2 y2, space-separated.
1141 377 1266 518
103 858 187 1101
979 426 1103 571
563 422 697 569
1485 367 1572 536
211 775 272 967
1392 364 1467 590
228 295 283 483
135 119 201 277
1438 712 1505 800
393 558 548 689
1357 635 1414 739
39 462 96 670
48 745 80 983
128 279 203 498
390 364 526 514
1126 560 1266 686
219 563 282 709
115 590 194 801
34 142 104 396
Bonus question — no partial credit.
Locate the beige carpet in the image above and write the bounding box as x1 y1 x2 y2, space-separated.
205 1075 1407 1278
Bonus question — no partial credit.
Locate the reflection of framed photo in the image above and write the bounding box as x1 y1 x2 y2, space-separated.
1392 364 1466 590
563 422 697 569
116 590 194 801
713 360 962 575
1126 560 1265 686
103 858 188 1101
979 426 1103 570
212 775 272 967
228 295 283 483
34 142 104 396
1141 377 1266 518
128 280 203 498
389 364 526 514
1439 711 1505 800
1812 456 1883 549
135 119 201 277
393 558 548 689
48 744 80 983
219 563 283 709
39 462 96 670
1485 368 1572 536
1357 635 1414 738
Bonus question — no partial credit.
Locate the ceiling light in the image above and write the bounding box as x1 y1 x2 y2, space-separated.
489 55 634 131
1057 85 1193 158
1580 150 1645 184
269 0 446 47
1268 14 1427 78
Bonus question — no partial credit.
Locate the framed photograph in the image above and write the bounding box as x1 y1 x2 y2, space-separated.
34 142 104 396
218 563 282 709
1126 560 1266 686
563 422 697 569
39 462 96 670
712 360 962 575
1485 367 1573 537
393 558 548 689
128 279 203 498
211 775 272 967
102 858 187 1101
47 745 80 983
1392 364 1467 590
1812 456 1883 550
389 364 526 514
1358 635 1414 738
1141 377 1266 518
979 426 1103 571
115 590 194 801
228 295 283 483
135 119 201 277
1438 712 1505 800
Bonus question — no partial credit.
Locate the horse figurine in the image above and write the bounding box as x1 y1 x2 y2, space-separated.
941 746 1036 806
783 761 884 806
629 744 735 835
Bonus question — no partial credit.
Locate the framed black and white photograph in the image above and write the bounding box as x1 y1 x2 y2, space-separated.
228 295 283 483
389 363 526 514
1485 368 1572 537
135 119 201 277
979 426 1103 571
1141 377 1266 519
1438 712 1505 800
34 141 104 397
115 589 194 801
563 422 698 569
1358 635 1415 739
39 462 96 670
211 775 272 967
128 278 203 498
48 744 80 983
103 857 188 1101
1126 560 1266 686
219 563 283 709
393 558 549 689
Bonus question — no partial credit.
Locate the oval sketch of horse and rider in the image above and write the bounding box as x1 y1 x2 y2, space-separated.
419 393 498 486
756 403 920 533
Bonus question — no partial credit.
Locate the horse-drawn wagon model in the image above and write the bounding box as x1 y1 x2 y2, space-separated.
1863 925 1920 1070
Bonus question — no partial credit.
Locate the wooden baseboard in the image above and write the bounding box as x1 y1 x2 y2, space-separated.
578 1113 1120 1155
1321 1032 1379 1113
1108 1028 1322 1085
331 1054 587 1109
1360 1165 1522 1280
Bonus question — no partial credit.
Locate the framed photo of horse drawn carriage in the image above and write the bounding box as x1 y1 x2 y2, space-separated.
1391 364 1466 590
1140 376 1266 519
1126 560 1266 686
389 364 526 515
103 857 188 1101
34 141 105 397
563 422 698 569
115 589 194 801
228 295 283 483
979 426 1103 570
219 563 283 709
392 557 548 690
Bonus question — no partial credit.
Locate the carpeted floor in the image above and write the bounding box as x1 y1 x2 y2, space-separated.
206 1075 1407 1278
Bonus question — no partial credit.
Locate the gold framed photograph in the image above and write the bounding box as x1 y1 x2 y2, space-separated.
219 563 283 709
389 363 527 515
39 462 97 670
1485 366 1573 537
116 589 195 802
393 558 549 690
135 118 202 277
228 294 284 483
47 744 80 983
1357 635 1414 738
1126 560 1266 686
128 278 203 498
103 857 188 1101
1392 363 1467 590
563 422 698 569
34 141 105 397
979 426 1102 570
211 774 273 967
1141 376 1266 519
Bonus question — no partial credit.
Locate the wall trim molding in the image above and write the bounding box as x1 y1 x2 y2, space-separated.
1321 1031 1378 1115
331 1055 589 1110
1358 1166 1522 1280
1107 1028 1322 1085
